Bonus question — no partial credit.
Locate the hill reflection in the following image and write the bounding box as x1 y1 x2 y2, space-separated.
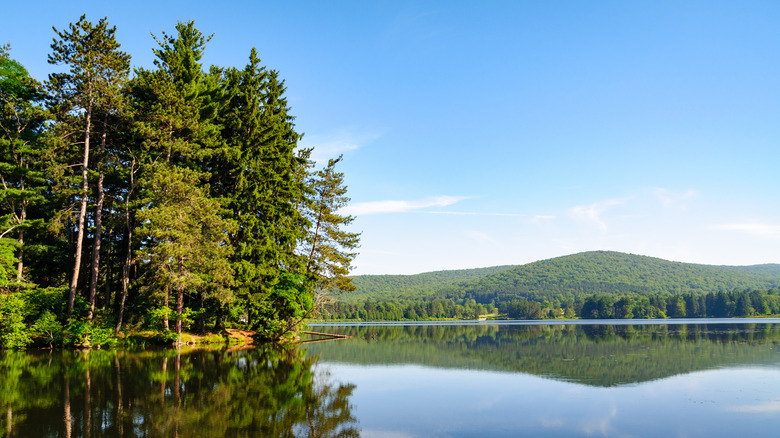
304 322 780 386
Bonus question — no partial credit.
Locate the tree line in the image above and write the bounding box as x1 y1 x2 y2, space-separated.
319 288 780 321
0 16 359 348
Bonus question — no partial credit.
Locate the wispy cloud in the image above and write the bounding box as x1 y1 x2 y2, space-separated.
340 196 469 215
302 127 382 162
654 188 698 208
568 197 632 231
727 401 780 413
464 230 498 245
428 211 525 217
711 222 780 239
360 430 417 438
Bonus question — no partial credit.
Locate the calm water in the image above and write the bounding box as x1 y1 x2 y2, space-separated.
2 320 780 437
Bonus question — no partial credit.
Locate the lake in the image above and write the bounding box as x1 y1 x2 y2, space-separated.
2 319 780 437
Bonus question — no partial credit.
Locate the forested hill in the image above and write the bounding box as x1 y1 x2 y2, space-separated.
343 266 517 303
346 252 780 304
445 251 780 303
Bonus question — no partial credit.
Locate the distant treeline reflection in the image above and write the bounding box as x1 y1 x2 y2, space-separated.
304 323 780 387
0 346 359 437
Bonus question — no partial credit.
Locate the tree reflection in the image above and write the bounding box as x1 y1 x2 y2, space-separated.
305 322 780 386
0 345 359 437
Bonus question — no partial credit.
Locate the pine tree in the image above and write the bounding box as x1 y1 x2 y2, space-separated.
303 155 361 294
136 164 234 337
0 45 49 287
216 48 311 337
131 21 231 335
46 15 131 317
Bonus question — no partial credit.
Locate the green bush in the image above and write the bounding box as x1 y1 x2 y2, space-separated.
0 293 31 349
32 311 63 348
64 319 116 348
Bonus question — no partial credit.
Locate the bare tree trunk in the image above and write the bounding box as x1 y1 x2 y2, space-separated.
116 159 136 334
87 168 104 321
115 225 131 334
164 287 170 331
16 228 23 281
68 96 93 317
104 226 114 312
176 256 184 337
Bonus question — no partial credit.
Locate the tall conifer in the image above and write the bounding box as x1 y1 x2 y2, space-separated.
47 15 130 317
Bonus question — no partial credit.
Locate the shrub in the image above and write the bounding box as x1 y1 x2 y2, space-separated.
0 293 31 349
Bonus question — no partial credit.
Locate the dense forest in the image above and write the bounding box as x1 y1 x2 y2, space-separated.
321 252 780 321
0 16 360 348
345 265 517 303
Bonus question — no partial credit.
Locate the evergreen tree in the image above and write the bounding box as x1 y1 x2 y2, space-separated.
130 21 227 333
46 15 131 317
217 48 311 337
136 164 234 337
302 155 361 293
0 45 49 287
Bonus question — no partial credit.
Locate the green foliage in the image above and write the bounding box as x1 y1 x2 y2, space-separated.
0 17 355 348
449 251 780 304
255 273 314 340
63 319 117 347
0 293 31 348
302 155 361 292
32 311 63 347
346 265 518 303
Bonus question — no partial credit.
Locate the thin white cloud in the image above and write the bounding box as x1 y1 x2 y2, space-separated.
727 401 780 413
653 188 698 208
302 127 382 162
464 230 498 245
428 211 525 217
711 222 780 239
340 196 469 215
568 197 632 231
360 430 417 438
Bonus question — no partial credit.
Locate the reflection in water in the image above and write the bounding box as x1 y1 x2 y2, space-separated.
0 345 359 437
305 322 780 438
305 322 780 386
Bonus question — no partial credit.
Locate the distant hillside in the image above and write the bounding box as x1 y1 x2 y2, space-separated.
447 251 780 303
342 251 780 305
343 265 517 303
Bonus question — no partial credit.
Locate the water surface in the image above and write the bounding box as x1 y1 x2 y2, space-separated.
304 320 780 437
2 320 779 437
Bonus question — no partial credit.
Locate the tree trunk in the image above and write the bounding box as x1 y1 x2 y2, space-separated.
16 227 23 281
104 227 114 312
68 95 92 317
115 227 131 334
176 256 184 337
163 287 170 331
87 168 104 321
116 159 136 334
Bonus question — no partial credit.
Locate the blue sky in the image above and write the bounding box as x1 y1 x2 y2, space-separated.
5 1 780 274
